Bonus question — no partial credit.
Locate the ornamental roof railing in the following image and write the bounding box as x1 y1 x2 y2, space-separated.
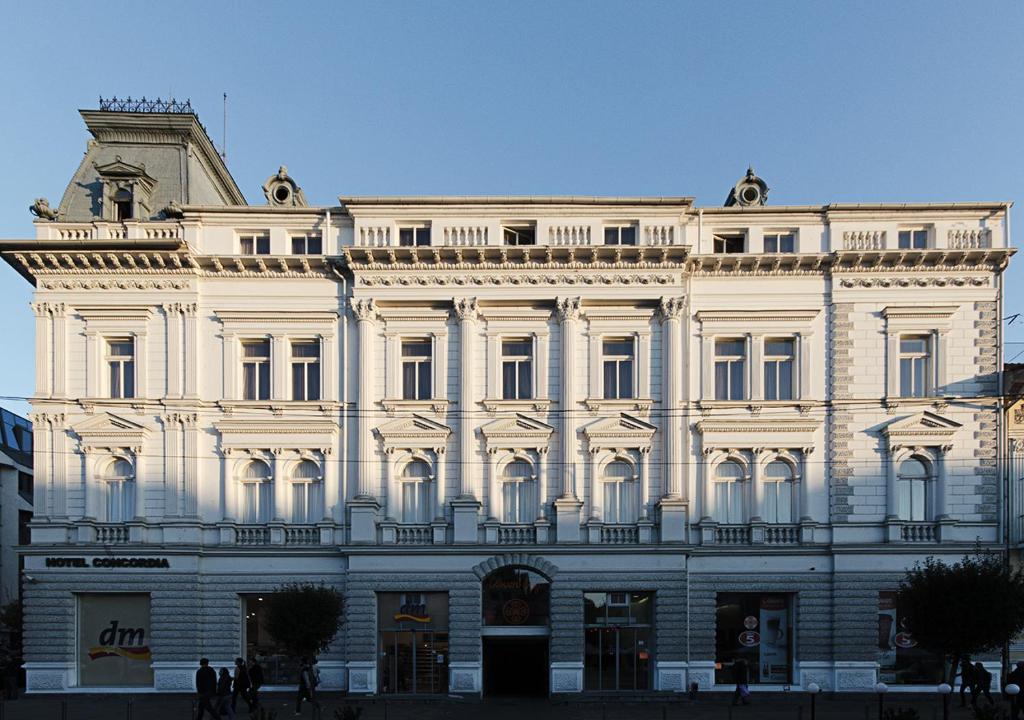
98 96 194 114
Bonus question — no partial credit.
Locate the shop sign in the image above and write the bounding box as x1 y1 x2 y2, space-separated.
738 631 760 647
501 598 531 625
743 615 758 630
394 600 430 623
46 557 171 569
79 594 153 687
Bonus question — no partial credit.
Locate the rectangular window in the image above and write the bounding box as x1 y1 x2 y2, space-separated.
715 593 792 685
18 471 32 503
714 339 746 401
713 233 745 253
378 592 449 694
763 232 795 253
240 233 270 255
401 340 432 400
242 340 271 401
291 481 322 524
290 341 321 401
290 233 323 254
604 225 637 246
501 339 533 400
899 335 931 397
763 338 795 401
584 592 653 691
898 229 928 250
602 338 635 400
503 225 536 246
78 594 153 687
398 227 432 246
18 509 31 546
243 594 299 686
106 339 135 399
241 481 271 523
877 592 944 684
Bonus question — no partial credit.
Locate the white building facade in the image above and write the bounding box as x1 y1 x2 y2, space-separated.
1 104 1013 695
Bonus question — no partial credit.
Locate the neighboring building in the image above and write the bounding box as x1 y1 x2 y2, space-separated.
0 99 1013 695
0 407 33 607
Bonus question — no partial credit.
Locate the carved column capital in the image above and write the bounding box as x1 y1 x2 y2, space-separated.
555 296 582 322
453 297 479 322
349 297 379 322
659 296 686 321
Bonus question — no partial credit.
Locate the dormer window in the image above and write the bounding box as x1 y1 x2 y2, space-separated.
113 188 133 221
399 225 432 246
94 157 155 222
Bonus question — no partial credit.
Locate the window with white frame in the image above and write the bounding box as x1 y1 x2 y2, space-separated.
714 339 746 401
603 338 635 400
763 338 795 401
763 460 794 524
239 232 270 255
291 341 321 401
713 233 745 253
242 340 272 401
898 229 928 250
291 233 323 255
899 335 931 398
713 460 747 524
400 460 432 523
401 340 432 400
398 225 432 246
896 457 931 521
102 457 135 523
240 460 272 523
503 224 536 246
603 460 638 524
604 225 637 246
763 232 795 253
502 339 533 399
501 459 534 524
106 338 135 399
290 460 323 524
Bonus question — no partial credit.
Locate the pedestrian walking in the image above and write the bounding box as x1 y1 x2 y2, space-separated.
195 658 218 720
731 658 751 706
295 657 322 716
248 657 265 710
1006 660 1024 720
959 656 977 707
217 667 236 719
974 662 995 706
233 657 254 712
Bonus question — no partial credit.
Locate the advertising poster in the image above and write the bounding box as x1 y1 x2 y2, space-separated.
78 594 153 687
758 595 789 683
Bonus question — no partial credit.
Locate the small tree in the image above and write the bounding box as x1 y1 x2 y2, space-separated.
898 551 1024 684
264 583 344 662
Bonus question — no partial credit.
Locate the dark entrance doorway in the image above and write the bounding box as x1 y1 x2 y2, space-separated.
483 637 549 696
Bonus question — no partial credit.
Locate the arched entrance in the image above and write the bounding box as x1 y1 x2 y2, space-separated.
481 565 550 697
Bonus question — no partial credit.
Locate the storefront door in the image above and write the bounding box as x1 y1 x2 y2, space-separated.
481 566 552 696
378 592 449 695
483 637 548 696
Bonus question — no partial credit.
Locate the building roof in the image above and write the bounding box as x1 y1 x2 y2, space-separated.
0 407 31 469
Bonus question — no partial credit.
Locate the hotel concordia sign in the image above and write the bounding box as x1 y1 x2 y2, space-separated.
45 557 171 569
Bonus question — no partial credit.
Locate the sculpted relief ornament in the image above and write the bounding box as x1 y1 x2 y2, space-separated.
453 297 479 321
556 296 582 322
349 298 378 322
659 296 685 321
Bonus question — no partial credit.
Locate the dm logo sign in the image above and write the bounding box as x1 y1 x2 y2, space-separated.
78 594 153 687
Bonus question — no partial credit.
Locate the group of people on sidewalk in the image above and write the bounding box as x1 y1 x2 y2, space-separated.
195 656 320 718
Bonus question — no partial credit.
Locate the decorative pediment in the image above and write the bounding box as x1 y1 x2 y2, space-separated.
94 157 156 183
583 413 656 451
479 413 554 452
74 412 148 450
882 411 961 448
375 414 452 452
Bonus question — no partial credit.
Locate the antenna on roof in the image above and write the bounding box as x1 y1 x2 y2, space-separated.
220 93 228 161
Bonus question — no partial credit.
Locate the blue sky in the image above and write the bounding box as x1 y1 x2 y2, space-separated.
1 1 1023 416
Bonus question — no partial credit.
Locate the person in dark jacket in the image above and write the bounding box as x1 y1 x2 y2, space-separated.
1006 661 1024 720
195 658 218 720
973 662 995 706
217 667 235 719
959 657 976 707
248 658 265 710
296 657 322 715
731 658 751 706
232 657 253 712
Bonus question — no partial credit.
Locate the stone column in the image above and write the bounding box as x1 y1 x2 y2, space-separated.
32 303 51 398
164 303 182 398
639 447 651 519
554 297 583 542
452 298 482 543
588 449 601 521
750 448 764 521
434 447 447 521
272 449 287 521
486 450 499 520
322 447 338 523
537 448 549 522
162 414 181 517
183 414 199 517
350 298 378 499
183 303 199 398
885 445 900 521
658 297 688 542
83 448 99 520
936 444 953 520
799 447 813 522
133 447 146 520
51 303 66 398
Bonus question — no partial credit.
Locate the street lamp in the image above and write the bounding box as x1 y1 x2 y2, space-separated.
807 682 822 720
875 682 889 720
937 682 952 720
1005 682 1020 718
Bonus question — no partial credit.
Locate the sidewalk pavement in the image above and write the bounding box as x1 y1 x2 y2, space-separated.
0 692 1012 720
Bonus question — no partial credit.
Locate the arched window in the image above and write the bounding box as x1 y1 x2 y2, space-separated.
102 458 135 523
501 459 534 524
897 457 930 521
713 460 747 524
763 460 794 524
603 460 638 524
291 460 323 524
240 460 272 524
400 460 432 524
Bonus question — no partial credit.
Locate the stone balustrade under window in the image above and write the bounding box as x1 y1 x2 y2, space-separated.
600 525 640 545
95 525 130 545
900 522 937 542
497 525 537 545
